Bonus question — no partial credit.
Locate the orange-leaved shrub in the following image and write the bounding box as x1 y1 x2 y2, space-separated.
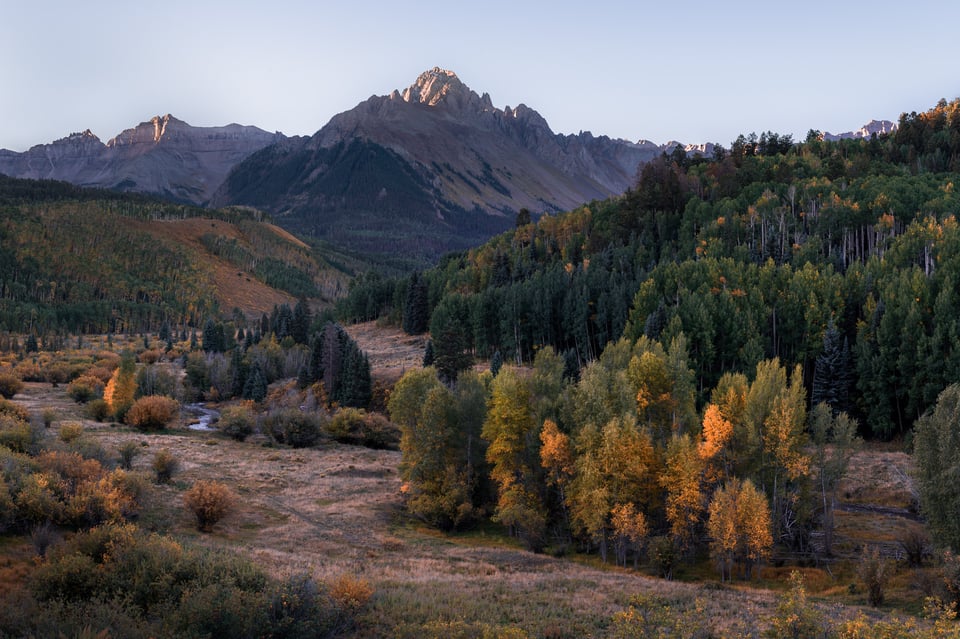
183 480 234 532
0 370 24 399
328 573 374 614
66 375 105 403
126 395 179 430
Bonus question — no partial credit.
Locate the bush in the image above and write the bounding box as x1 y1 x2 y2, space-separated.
137 350 162 365
267 573 336 638
117 441 141 470
328 573 373 614
0 414 34 453
151 449 178 483
767 571 829 639
41 408 56 428
43 363 73 387
0 370 24 399
126 396 179 431
900 528 931 568
649 536 678 580
59 422 84 444
0 398 29 423
326 407 400 450
84 399 110 422
67 375 106 403
857 546 892 607
264 409 323 448
183 480 235 532
218 405 255 441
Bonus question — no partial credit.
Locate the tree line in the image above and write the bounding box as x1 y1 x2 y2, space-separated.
391 340 858 578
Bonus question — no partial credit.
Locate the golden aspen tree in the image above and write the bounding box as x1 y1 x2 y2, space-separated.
611 502 648 568
660 433 704 553
629 350 675 444
568 416 658 562
707 478 772 580
710 371 749 474
104 351 136 422
699 403 734 484
390 368 485 530
736 478 773 579
707 480 739 582
482 367 546 550
540 418 574 535
762 364 809 544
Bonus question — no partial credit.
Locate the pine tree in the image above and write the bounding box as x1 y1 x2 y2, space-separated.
230 347 248 399
242 363 267 402
422 339 434 367
291 299 311 345
811 319 852 414
490 350 503 377
402 272 429 335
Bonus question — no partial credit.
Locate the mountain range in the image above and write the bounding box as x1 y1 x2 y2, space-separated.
0 67 899 263
0 115 283 205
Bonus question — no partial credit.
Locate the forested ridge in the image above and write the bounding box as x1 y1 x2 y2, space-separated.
0 176 355 335
339 97 960 439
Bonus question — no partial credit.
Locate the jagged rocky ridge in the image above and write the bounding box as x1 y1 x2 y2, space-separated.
210 68 665 261
0 115 283 205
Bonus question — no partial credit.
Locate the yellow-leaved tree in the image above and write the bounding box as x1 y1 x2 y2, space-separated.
707 478 772 581
660 433 704 553
482 367 546 551
104 351 137 422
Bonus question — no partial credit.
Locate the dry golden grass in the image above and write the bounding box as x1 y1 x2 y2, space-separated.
345 321 429 387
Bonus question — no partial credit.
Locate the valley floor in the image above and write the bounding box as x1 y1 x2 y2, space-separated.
4 380 932 637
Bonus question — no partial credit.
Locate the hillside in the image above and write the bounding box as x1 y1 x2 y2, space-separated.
212 68 664 264
0 176 356 334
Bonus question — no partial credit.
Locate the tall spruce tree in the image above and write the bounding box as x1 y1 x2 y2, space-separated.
402 272 429 335
811 319 852 415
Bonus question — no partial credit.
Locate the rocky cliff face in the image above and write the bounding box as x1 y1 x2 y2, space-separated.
213 67 663 261
823 119 898 142
0 115 283 204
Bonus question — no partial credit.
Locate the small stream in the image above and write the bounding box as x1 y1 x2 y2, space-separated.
185 404 220 431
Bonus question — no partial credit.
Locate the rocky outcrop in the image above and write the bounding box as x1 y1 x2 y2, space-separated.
823 119 897 142
0 115 283 204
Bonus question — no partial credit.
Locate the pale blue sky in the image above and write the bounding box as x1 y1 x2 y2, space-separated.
2 0 957 151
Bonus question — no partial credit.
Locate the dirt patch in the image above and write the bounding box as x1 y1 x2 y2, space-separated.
345 322 428 386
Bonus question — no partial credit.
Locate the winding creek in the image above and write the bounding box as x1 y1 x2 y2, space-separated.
185 403 220 431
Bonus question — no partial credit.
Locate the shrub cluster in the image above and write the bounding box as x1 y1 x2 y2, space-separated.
263 409 323 448
0 370 24 399
126 396 179 431
66 375 105 403
218 405 255 441
1 524 373 639
0 448 141 530
325 407 399 450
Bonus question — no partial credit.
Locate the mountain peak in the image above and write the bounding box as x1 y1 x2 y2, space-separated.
401 67 465 106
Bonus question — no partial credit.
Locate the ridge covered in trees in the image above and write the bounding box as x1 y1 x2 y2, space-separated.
0 176 359 335
339 97 960 439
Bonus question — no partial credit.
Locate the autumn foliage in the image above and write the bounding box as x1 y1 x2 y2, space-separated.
183 480 235 532
126 395 180 430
